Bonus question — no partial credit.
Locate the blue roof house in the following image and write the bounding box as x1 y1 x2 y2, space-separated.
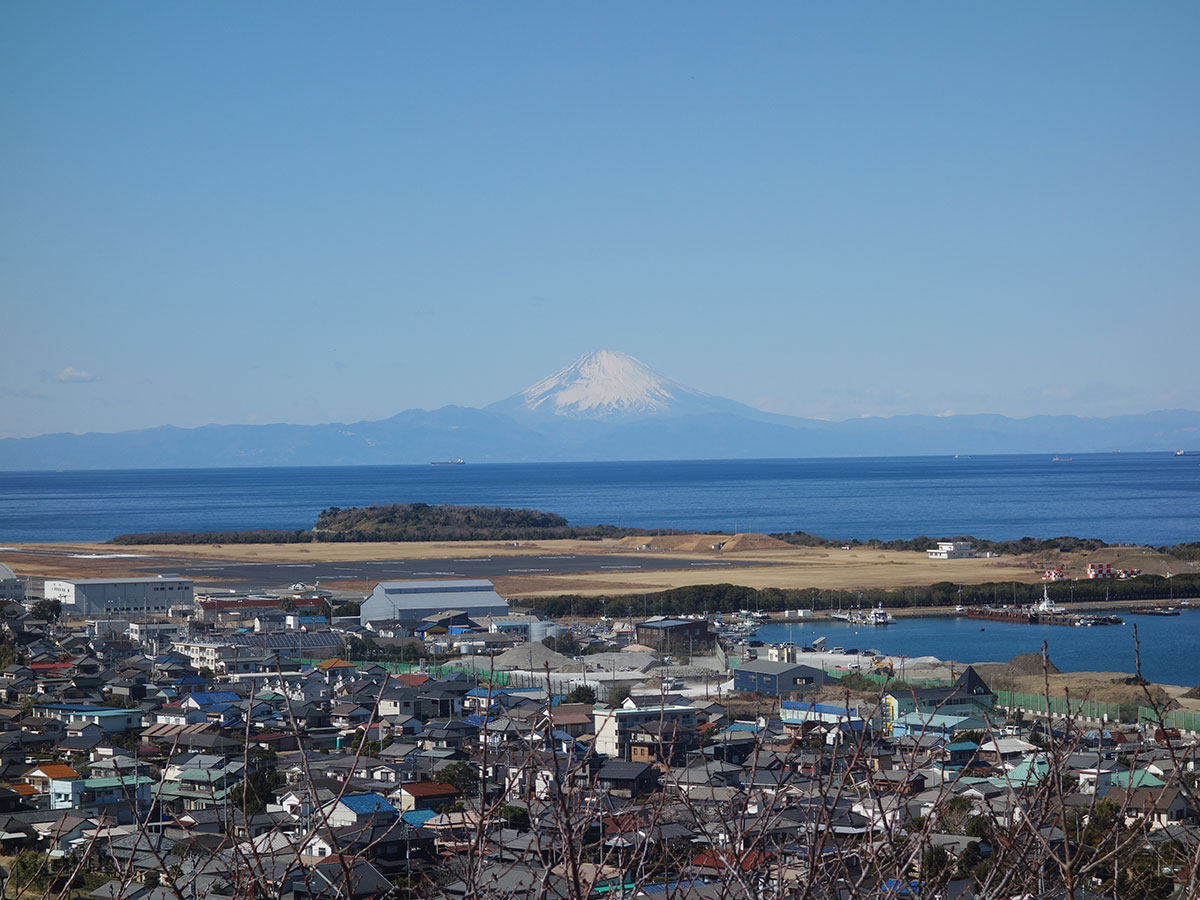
321 791 400 828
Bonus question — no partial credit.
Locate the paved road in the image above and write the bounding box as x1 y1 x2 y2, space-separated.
140 553 774 591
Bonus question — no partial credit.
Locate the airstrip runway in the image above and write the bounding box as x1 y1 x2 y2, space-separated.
140 552 771 592
0 542 773 595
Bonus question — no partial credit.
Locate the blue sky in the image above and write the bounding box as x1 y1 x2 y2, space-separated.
3 3 1197 438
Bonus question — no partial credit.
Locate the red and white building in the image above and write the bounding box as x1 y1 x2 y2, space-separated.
1043 569 1065 581
1086 563 1114 579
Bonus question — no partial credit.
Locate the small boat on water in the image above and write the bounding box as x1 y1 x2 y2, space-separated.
833 604 893 626
430 459 466 465
869 605 894 625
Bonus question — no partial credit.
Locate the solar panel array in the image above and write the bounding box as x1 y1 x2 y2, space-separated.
220 632 342 651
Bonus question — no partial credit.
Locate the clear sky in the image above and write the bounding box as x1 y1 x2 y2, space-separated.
3 3 1197 438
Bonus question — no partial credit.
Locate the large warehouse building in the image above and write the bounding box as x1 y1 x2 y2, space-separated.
0 564 25 603
44 576 194 617
359 579 508 627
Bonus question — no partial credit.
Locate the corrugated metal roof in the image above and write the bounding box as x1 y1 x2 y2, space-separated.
50 577 192 585
378 579 496 593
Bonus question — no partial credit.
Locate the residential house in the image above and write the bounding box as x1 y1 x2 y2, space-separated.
1107 786 1196 829
592 760 659 798
393 781 460 813
319 791 400 828
882 667 995 732
49 774 154 824
628 721 700 767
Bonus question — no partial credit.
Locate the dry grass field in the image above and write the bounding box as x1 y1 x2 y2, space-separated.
1 533 1157 597
1 535 1184 601
492 547 1037 597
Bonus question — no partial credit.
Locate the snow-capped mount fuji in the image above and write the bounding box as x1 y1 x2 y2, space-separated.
5 350 1200 469
487 350 770 421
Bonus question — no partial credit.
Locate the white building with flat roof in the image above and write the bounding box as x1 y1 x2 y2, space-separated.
926 542 976 560
45 576 193 616
129 621 183 652
593 703 699 760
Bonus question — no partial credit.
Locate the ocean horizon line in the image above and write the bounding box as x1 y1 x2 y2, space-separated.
0 448 1183 476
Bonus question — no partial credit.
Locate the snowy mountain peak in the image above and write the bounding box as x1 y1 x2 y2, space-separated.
518 350 691 418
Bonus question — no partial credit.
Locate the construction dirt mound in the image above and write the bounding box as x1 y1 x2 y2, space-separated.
720 532 795 551
491 642 582 673
613 532 793 552
1182 685 1200 701
971 653 1062 688
1003 672 1175 709
1007 652 1063 676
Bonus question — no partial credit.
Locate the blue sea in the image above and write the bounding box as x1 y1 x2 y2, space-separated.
0 453 1196 545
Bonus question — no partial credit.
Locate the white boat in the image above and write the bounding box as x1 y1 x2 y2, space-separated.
1032 586 1064 615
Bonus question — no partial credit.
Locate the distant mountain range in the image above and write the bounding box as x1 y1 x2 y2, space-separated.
2 350 1197 469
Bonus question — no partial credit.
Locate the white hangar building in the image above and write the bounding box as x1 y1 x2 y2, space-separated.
359 579 508 626
44 576 194 616
0 563 25 603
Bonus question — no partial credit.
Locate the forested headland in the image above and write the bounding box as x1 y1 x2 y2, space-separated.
109 503 660 544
